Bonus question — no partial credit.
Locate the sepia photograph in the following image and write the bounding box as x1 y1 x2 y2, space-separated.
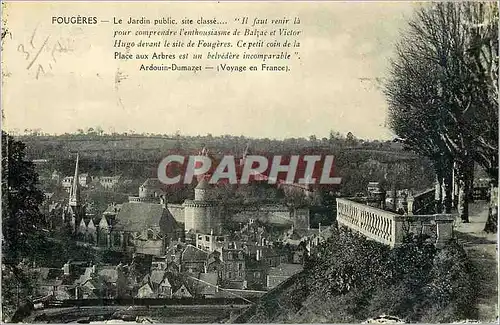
0 1 498 323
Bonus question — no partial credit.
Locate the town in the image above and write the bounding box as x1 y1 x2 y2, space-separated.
2 1 497 323
29 146 339 307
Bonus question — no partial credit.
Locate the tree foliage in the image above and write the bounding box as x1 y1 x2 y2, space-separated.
385 2 498 223
246 228 478 323
386 2 498 176
2 131 45 263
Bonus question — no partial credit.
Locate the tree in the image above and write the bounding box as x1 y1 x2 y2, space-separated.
2 132 44 263
385 2 498 223
2 132 45 321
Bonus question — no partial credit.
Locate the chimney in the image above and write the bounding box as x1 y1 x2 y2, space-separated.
318 223 321 233
256 249 261 261
92 264 97 274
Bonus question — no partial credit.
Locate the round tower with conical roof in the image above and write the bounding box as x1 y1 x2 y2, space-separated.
183 177 221 235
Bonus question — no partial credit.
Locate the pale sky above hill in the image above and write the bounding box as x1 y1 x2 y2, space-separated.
2 1 419 140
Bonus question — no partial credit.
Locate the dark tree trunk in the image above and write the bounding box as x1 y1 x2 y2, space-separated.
468 161 475 203
434 165 444 214
458 178 470 222
442 167 453 214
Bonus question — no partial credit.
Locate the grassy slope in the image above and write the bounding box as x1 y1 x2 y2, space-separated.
235 228 481 324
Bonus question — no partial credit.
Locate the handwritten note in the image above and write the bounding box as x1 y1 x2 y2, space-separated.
16 25 75 80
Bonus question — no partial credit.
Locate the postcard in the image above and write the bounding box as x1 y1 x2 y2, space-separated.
1 1 498 323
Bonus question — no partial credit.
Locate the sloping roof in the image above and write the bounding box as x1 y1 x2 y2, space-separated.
182 245 209 263
160 209 183 235
150 270 167 285
37 267 64 281
114 202 165 232
207 255 221 266
75 268 93 285
199 272 218 295
165 243 186 256
98 268 118 283
195 178 209 190
103 204 122 215
173 284 193 297
268 264 303 277
141 178 163 188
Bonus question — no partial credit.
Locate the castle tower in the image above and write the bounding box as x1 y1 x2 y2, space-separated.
183 176 221 235
194 177 209 201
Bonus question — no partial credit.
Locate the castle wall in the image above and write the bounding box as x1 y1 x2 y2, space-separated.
226 204 292 226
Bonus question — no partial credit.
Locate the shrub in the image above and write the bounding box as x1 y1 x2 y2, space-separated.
246 228 479 323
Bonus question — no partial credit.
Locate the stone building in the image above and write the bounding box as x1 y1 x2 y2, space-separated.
92 201 183 256
182 178 223 235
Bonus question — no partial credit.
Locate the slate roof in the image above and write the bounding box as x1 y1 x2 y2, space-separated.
103 204 122 215
173 284 193 297
267 263 303 277
195 178 209 190
141 178 163 189
114 202 165 232
199 272 218 296
98 268 118 283
182 245 209 263
150 270 167 285
37 267 63 280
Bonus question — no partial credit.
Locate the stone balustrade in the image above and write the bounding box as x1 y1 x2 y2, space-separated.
337 198 454 248
409 188 436 215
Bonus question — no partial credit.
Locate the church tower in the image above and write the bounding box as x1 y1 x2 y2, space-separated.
69 153 81 208
63 153 85 234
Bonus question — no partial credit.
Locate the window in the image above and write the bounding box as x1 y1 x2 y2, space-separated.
205 236 210 241
147 229 154 240
255 272 261 279
238 263 242 270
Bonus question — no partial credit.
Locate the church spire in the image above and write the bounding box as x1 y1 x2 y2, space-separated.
69 153 80 207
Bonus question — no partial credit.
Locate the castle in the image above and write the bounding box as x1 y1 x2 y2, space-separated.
61 150 315 257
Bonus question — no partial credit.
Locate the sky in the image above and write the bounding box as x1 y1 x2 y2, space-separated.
2 1 419 140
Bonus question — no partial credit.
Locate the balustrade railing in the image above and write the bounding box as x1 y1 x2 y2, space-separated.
409 188 435 215
337 198 454 248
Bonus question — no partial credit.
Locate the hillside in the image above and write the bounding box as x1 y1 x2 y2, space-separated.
233 228 480 323
18 133 435 197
